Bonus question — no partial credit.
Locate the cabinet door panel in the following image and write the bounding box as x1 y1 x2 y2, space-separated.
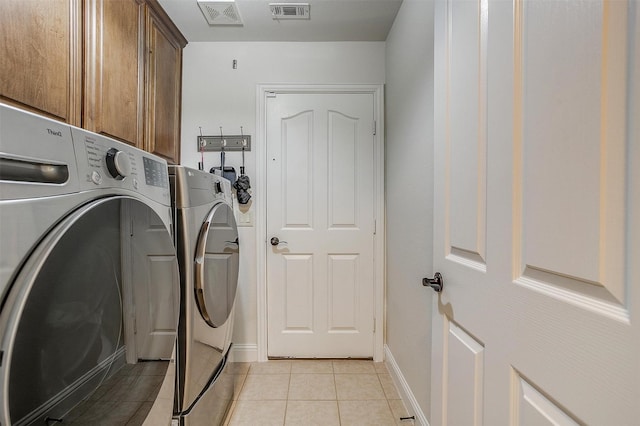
145 5 183 165
84 0 144 148
0 0 81 124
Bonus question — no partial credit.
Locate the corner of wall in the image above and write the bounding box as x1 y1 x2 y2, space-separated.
385 345 430 426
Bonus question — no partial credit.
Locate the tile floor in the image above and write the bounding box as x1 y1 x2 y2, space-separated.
225 359 415 426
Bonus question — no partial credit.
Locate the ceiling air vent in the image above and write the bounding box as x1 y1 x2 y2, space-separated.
197 0 243 25
269 3 310 20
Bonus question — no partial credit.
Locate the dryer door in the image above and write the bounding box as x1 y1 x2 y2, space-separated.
0 197 179 426
194 202 240 328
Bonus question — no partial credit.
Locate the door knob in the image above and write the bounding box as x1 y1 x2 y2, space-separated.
423 272 444 292
270 237 287 246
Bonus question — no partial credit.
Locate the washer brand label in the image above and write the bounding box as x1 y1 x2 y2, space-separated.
47 128 63 137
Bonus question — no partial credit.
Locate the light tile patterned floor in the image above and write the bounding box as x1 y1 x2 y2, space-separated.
225 360 415 426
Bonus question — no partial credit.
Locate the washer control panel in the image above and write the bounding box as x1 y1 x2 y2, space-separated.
80 133 140 185
0 103 170 206
72 127 170 204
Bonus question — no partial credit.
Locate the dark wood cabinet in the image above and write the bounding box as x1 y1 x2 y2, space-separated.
0 0 186 163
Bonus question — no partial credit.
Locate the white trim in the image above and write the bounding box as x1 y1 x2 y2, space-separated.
230 344 258 363
256 84 385 362
385 344 429 426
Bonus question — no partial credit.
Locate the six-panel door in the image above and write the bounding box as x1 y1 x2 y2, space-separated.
432 0 639 424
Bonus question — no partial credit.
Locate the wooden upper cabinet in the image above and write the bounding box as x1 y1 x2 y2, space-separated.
0 0 186 161
84 0 145 148
0 0 82 125
145 1 187 165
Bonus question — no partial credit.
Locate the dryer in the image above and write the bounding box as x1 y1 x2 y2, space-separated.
170 166 239 425
0 104 180 425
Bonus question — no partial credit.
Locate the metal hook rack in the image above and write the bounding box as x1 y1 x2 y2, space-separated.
197 135 251 152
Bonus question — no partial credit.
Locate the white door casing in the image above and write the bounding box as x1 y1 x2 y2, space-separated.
256 85 385 361
432 0 639 425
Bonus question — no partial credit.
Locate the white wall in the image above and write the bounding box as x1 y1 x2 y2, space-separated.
180 42 385 352
385 0 435 420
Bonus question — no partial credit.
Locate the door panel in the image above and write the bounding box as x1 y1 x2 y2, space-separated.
516 0 628 308
267 93 375 358
328 111 360 228
283 111 313 228
283 254 314 331
511 372 580 426
432 0 639 424
447 0 488 268
443 318 484 426
328 254 359 330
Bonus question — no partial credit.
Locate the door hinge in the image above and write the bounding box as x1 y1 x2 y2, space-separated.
373 318 376 333
373 120 377 135
374 219 377 235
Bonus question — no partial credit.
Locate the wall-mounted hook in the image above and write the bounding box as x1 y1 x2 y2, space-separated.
219 127 227 147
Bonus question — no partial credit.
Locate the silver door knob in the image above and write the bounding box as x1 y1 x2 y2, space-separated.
270 237 287 246
423 272 444 292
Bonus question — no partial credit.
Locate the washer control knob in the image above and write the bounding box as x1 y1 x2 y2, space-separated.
106 148 130 180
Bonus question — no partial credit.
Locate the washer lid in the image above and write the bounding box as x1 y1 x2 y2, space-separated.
194 202 240 328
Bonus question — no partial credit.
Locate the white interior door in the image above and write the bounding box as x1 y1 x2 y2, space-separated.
432 0 639 424
266 92 376 358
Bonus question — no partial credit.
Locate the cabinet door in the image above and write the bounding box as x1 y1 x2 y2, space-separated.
145 3 185 165
84 0 144 148
0 0 81 125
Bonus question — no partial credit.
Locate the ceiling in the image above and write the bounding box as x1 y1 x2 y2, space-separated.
157 0 403 42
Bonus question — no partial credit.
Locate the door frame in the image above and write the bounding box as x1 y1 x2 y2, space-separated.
255 84 385 362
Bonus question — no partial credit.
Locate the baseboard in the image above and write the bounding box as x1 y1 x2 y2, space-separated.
230 343 258 363
384 344 429 426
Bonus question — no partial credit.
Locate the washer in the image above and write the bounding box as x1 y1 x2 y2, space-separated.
0 104 180 425
170 166 239 425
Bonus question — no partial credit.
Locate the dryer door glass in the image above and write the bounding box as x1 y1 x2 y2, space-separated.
194 203 240 328
1 197 179 425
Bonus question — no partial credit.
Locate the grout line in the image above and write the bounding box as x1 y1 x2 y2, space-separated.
283 371 291 424
228 360 402 425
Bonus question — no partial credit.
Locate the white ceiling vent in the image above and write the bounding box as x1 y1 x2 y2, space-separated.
197 0 243 26
269 3 310 20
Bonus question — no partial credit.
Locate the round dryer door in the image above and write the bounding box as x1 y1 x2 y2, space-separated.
0 197 179 426
194 202 240 328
